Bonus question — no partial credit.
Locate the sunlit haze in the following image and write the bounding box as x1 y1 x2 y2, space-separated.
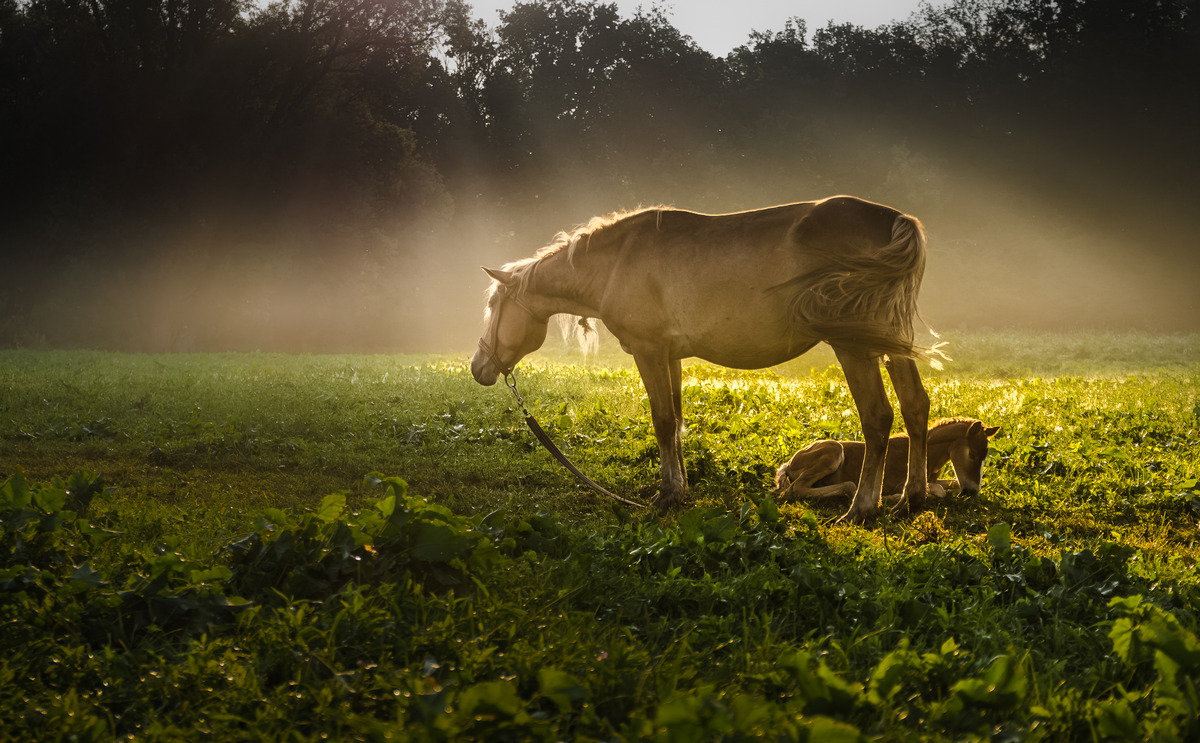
1 0 1196 352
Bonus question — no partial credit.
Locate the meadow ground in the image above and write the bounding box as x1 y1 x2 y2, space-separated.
1 332 1198 740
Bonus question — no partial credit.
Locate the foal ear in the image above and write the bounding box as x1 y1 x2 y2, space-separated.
482 266 515 286
984 425 1001 438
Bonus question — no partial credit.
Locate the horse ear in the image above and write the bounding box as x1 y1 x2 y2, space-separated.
984 425 1000 438
482 266 515 285
967 420 983 435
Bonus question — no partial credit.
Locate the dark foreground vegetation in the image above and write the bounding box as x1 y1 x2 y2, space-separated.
2 341 1198 739
2 0 1198 349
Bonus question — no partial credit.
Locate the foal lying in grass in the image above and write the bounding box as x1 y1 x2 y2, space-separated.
775 418 1000 507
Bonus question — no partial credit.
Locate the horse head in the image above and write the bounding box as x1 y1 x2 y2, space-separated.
947 420 1001 496
470 267 549 386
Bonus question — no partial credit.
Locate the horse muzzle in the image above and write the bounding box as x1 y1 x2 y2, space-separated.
470 349 500 386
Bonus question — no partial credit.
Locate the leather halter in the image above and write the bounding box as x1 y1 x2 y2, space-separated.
476 285 538 379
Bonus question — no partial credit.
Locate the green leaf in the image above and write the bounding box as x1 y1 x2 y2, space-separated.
260 507 290 527
654 693 704 730
189 566 234 584
982 654 1026 700
412 522 470 562
375 494 396 519
457 680 524 718
756 494 779 527
802 716 864 743
867 647 910 704
316 492 346 523
1153 649 1183 700
366 474 408 501
1092 697 1138 740
538 667 585 712
33 487 67 514
66 563 104 593
701 513 738 544
1107 595 1143 613
987 522 1012 554
65 471 107 513
1 471 32 510
950 655 1026 709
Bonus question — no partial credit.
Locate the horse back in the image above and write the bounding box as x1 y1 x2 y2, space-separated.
639 195 898 251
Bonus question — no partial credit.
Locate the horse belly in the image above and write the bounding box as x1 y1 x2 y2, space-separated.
687 333 812 369
669 286 816 368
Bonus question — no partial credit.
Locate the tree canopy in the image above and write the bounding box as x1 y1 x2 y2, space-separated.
1 0 1196 350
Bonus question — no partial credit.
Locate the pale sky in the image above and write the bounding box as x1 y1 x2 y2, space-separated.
470 1 929 57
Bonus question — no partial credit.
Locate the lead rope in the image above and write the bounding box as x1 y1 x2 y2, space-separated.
503 370 648 509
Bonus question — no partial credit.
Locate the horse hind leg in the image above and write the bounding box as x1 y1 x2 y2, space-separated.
832 348 893 523
775 440 856 500
884 356 930 516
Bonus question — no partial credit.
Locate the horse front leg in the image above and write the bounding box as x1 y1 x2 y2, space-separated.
885 356 930 516
833 348 893 524
634 351 687 510
670 358 688 491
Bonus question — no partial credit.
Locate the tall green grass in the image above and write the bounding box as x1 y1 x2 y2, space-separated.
1 335 1198 740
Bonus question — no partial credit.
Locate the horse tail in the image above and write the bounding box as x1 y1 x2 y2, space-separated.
785 213 938 363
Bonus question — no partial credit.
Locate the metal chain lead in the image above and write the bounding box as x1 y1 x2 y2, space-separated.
500 367 647 510
504 370 527 412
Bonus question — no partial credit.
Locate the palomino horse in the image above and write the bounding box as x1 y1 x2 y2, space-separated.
775 418 1000 504
471 195 936 523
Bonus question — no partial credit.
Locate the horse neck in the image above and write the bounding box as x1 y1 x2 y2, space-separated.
523 248 609 317
926 420 969 470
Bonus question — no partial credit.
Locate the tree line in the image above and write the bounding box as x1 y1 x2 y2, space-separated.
1 0 1196 350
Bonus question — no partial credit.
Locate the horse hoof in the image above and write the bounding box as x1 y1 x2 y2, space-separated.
650 490 687 511
837 507 875 525
890 495 926 518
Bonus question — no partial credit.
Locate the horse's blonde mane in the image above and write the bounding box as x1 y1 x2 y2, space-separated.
487 207 667 300
554 206 667 265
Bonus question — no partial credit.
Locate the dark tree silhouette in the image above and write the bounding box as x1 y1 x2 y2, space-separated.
0 0 1196 349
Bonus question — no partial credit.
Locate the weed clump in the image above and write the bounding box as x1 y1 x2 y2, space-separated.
3 471 1199 740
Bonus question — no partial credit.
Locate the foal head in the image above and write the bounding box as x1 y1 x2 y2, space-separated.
470 267 549 386
946 419 1001 497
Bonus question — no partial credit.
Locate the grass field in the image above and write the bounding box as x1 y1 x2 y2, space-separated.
2 332 1199 740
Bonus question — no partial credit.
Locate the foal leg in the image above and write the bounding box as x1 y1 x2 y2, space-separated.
776 440 856 500
833 348 893 524
883 483 945 506
885 356 930 516
634 350 687 510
